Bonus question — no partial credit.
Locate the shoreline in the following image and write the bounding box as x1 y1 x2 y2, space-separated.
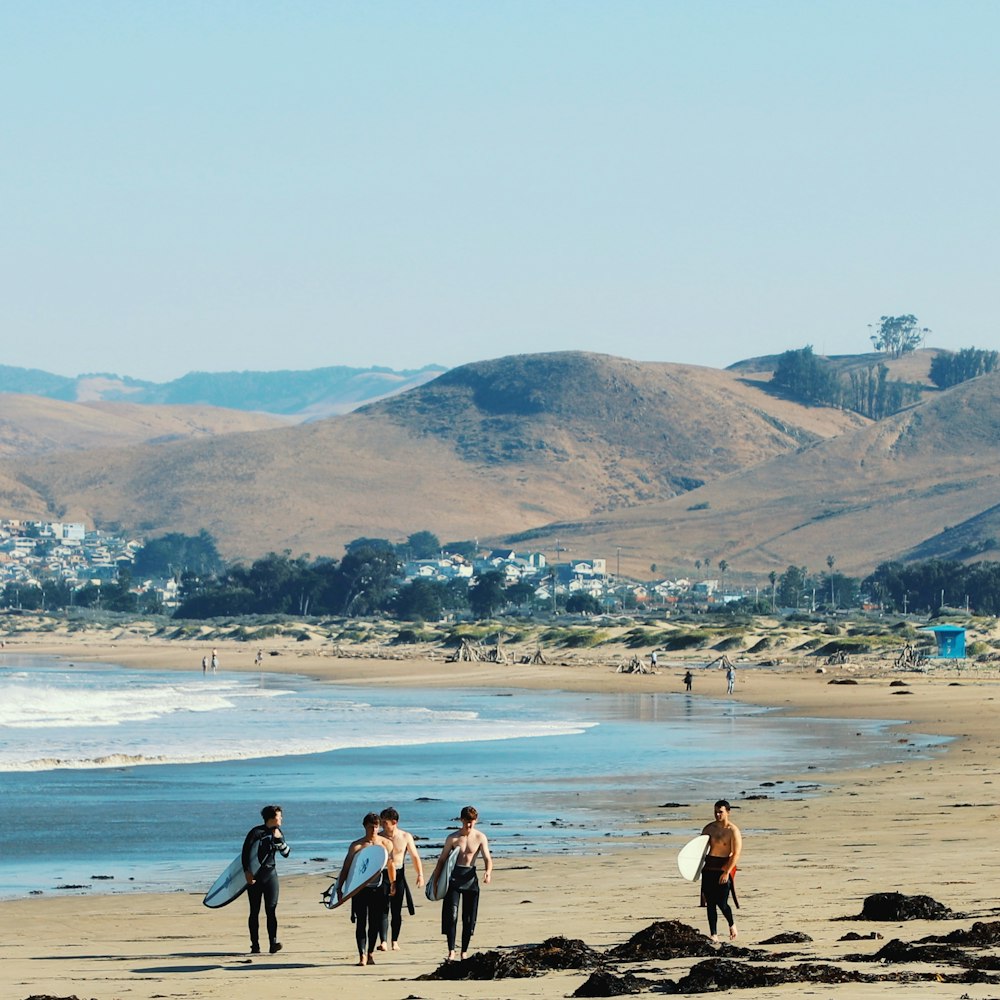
4 633 1000 998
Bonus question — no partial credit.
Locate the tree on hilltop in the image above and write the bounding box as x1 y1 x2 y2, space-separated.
868 315 929 358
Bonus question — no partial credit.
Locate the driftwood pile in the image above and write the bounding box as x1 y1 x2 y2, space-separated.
448 636 512 664
616 655 656 674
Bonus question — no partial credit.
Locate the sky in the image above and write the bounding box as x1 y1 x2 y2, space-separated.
3 1 998 381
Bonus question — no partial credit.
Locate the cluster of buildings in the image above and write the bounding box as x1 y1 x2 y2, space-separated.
401 547 728 610
0 518 148 599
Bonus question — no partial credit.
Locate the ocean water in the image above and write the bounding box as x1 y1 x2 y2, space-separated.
0 655 946 899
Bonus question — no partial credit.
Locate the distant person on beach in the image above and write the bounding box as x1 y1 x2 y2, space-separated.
211 649 218 672
242 804 291 955
700 799 741 943
683 670 693 692
431 805 493 962
201 655 207 674
377 806 425 951
337 813 396 967
650 650 658 670
726 663 736 695
255 648 263 667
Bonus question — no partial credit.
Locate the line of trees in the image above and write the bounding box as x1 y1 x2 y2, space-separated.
771 347 923 419
864 559 1000 616
928 348 999 389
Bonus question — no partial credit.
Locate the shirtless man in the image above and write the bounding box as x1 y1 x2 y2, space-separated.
377 806 425 951
700 799 742 942
335 813 396 967
430 805 493 961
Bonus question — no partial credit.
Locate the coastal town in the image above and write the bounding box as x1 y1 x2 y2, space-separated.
0 518 731 615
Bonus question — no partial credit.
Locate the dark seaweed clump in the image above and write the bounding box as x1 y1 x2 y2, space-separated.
759 931 813 944
857 892 957 921
572 969 656 996
419 935 601 980
605 919 745 961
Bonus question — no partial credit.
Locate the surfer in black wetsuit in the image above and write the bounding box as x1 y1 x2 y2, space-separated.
337 813 396 967
377 806 424 951
700 799 741 942
242 804 291 955
431 805 493 961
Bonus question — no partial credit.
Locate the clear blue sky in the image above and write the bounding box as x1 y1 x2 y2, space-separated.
3 1 997 380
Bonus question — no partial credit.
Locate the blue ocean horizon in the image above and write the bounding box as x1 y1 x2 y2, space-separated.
1 655 947 899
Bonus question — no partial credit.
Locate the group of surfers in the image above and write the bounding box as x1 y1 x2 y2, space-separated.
239 798 740 966
241 803 492 966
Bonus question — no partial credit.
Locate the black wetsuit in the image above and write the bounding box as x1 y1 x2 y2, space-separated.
380 865 415 945
352 871 389 956
442 865 480 954
241 824 291 952
700 854 738 936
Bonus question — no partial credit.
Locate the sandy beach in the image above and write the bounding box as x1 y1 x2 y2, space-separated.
4 632 1000 999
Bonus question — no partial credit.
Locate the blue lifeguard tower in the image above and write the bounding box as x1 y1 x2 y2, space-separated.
922 624 966 659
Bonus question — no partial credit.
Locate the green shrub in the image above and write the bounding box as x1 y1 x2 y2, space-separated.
664 630 713 650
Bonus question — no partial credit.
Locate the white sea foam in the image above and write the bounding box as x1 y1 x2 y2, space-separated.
0 663 594 772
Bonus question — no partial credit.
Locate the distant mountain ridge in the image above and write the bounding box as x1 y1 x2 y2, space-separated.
0 363 446 419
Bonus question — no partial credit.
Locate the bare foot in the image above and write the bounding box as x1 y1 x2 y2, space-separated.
367 952 376 965
357 955 367 967
709 933 720 945
730 926 739 941
461 952 469 960
392 942 400 951
376 942 387 952
446 950 456 962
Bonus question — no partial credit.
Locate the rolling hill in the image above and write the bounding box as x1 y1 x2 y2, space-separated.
0 352 868 562
511 369 1000 578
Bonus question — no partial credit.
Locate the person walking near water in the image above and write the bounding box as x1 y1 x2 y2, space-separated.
726 662 736 695
211 648 218 672
377 806 425 951
242 804 291 955
336 813 396 967
700 799 741 943
431 805 493 962
683 670 693 692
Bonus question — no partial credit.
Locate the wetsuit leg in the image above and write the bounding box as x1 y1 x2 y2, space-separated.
460 881 480 952
442 884 460 952
352 894 368 955
247 881 264 949
715 880 734 930
260 872 279 946
389 868 407 941
370 883 388 953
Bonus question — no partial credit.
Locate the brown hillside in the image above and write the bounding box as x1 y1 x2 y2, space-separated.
0 394 287 458
513 371 1000 579
0 353 866 560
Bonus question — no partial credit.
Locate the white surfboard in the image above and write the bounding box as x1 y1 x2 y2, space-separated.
324 844 388 910
677 834 711 881
203 849 263 909
425 846 458 902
